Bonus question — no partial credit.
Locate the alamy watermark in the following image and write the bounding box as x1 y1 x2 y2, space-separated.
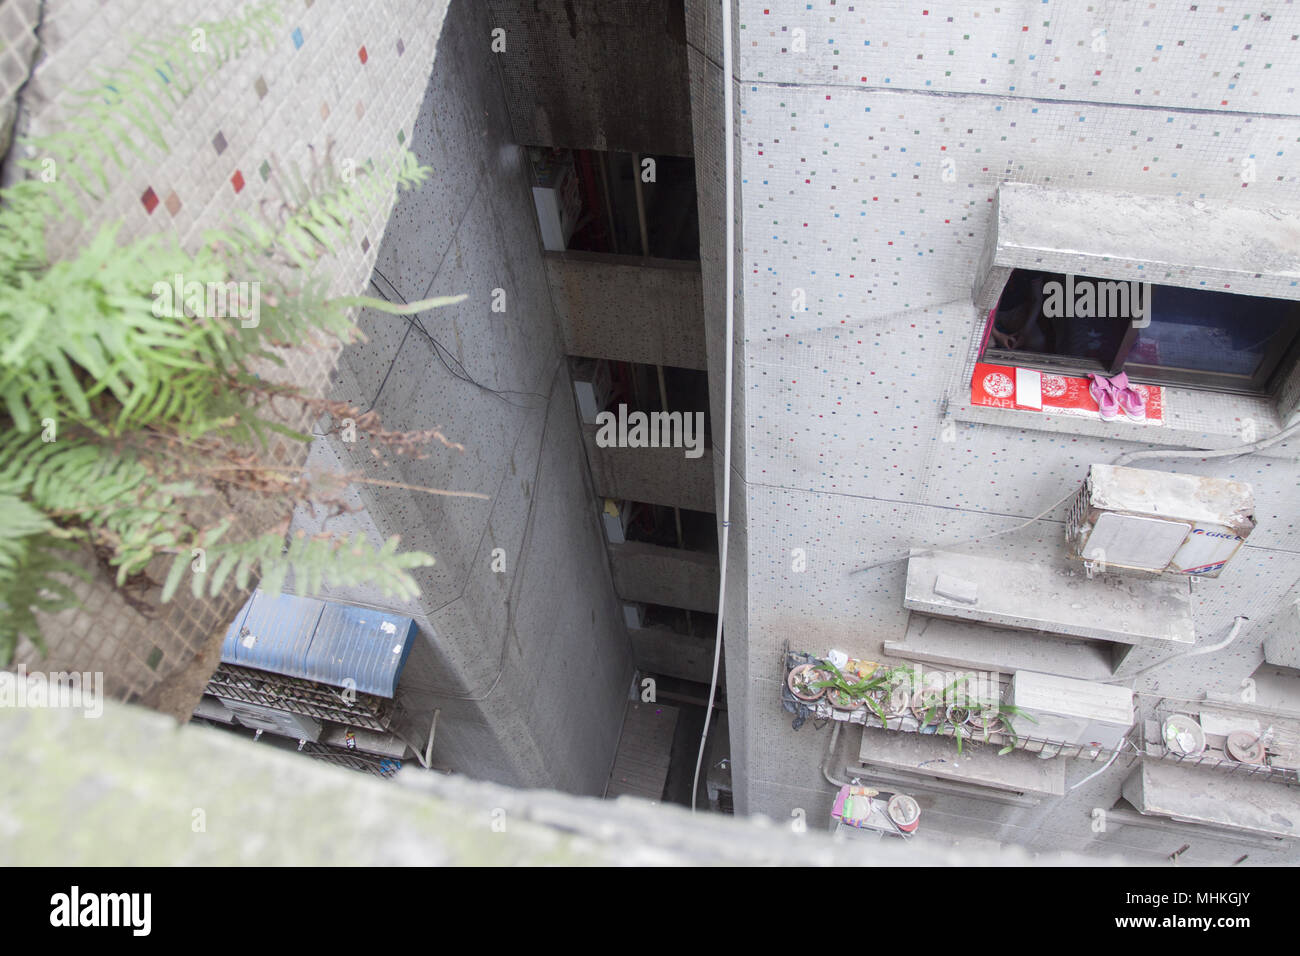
594 404 706 459
0 666 103 718
1042 274 1151 328
152 274 260 328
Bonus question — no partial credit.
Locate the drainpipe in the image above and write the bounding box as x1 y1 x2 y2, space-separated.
1104 616 1249 684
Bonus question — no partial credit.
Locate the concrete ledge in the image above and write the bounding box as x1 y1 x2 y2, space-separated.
886 614 1116 681
949 392 1291 456
0 700 1109 866
981 184 1300 302
547 253 707 371
904 549 1196 647
584 429 715 512
629 625 717 684
609 541 719 613
856 724 1066 798
1123 760 1300 840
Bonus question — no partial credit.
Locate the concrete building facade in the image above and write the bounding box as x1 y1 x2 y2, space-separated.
686 0 1300 863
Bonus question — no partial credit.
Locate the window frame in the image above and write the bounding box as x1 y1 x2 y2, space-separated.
980 269 1300 397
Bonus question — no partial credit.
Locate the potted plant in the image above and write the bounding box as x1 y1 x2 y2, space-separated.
814 659 890 725
787 662 829 702
910 685 946 729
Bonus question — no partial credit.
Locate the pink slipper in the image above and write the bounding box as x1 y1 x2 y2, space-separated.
1088 373 1119 421
1107 372 1147 421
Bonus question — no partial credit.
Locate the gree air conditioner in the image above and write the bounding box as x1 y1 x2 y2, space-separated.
1065 464 1254 578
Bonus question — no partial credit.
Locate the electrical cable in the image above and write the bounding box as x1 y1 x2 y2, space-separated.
1112 418 1300 467
331 264 562 701
368 267 548 409
848 414 1300 577
692 0 735 813
848 486 1080 575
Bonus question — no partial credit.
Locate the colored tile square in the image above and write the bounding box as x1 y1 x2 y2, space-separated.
361 236 370 253
320 100 330 120
397 129 405 145
396 38 405 56
141 187 159 214
355 100 365 119
259 159 271 181
254 75 268 99
358 45 367 64
145 647 163 671
212 131 227 155
164 190 181 216
292 27 303 49
231 170 245 193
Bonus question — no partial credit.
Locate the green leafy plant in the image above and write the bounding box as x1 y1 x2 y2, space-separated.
812 660 919 728
0 10 475 663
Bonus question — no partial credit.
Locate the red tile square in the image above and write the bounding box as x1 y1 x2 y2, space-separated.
231 170 245 193
141 187 159 214
164 190 181 216
358 45 368 64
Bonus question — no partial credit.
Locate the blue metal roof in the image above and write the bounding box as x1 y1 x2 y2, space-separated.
222 591 418 698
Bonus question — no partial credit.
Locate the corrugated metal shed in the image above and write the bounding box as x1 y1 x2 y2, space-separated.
222 591 417 698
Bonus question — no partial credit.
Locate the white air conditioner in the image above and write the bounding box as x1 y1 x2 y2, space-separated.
530 149 581 252
1008 671 1134 752
1066 464 1254 578
221 698 322 742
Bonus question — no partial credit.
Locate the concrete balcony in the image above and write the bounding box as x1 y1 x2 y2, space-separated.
583 426 714 512
629 625 717 685
608 541 718 613
547 252 706 371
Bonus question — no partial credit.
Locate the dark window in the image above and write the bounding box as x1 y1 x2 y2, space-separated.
982 269 1300 395
528 146 700 261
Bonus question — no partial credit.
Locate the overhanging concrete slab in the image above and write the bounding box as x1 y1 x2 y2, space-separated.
904 549 1195 646
1123 760 1300 840
856 724 1066 799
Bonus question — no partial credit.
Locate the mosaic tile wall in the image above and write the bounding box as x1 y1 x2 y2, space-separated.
689 0 1300 861
5 0 451 713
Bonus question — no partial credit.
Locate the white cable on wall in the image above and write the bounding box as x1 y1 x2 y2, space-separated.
692 0 736 814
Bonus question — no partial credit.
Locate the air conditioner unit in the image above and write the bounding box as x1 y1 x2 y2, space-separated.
530 148 581 252
1008 671 1134 752
221 698 322 742
1066 464 1254 578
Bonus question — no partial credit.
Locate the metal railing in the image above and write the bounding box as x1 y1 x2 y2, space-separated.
205 662 395 733
298 741 403 778
1140 696 1300 786
781 650 1300 785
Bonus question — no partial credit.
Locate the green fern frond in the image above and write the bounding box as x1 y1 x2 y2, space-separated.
167 531 434 604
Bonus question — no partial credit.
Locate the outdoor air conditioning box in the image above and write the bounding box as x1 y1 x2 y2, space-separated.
221 699 322 742
1008 671 1134 751
1066 464 1254 578
530 150 580 252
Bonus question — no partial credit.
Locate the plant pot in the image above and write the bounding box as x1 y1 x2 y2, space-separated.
826 687 861 711
1162 715 1206 757
968 707 1004 734
946 705 973 726
786 663 827 702
887 793 921 833
884 683 912 718
910 689 945 726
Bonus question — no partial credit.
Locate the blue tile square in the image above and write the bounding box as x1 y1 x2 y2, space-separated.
292 27 304 49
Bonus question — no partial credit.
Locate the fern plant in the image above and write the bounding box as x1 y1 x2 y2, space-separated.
0 10 470 663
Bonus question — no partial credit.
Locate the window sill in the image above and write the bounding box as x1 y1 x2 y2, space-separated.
949 386 1293 458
